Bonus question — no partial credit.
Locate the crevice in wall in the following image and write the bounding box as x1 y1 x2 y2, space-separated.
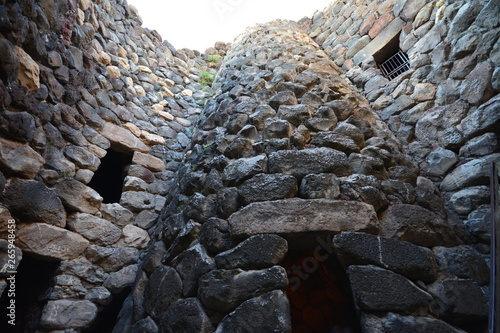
83 287 132 333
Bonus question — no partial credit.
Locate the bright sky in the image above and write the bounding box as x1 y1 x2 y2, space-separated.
126 0 332 52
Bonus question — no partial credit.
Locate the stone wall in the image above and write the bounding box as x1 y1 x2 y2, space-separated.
120 19 489 333
0 0 227 331
304 0 499 255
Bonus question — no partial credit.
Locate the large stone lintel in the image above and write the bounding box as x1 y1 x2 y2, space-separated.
228 198 378 239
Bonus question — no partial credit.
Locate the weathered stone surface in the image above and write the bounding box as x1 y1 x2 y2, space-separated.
222 155 267 186
333 232 437 282
311 132 360 154
67 213 122 246
215 234 288 270
461 94 500 139
13 46 40 91
459 132 499 158
238 173 297 205
143 266 183 321
268 147 351 178
132 151 166 172
464 206 491 243
348 265 432 313
461 61 494 106
120 191 156 212
440 154 500 192
104 264 138 293
277 104 314 126
426 147 458 177
0 111 36 143
40 300 97 330
215 290 291 333
87 287 112 306
379 204 461 247
101 122 149 153
268 91 298 110
184 193 217 222
450 186 490 216
160 298 213 333
229 199 378 238
59 258 108 284
48 275 87 300
198 266 288 312
171 244 216 296
361 312 467 333
299 173 340 199
101 203 134 227
55 178 102 214
115 225 150 249
428 279 488 324
434 246 489 285
200 218 232 255
4 179 66 226
86 245 139 273
63 146 100 171
0 138 44 178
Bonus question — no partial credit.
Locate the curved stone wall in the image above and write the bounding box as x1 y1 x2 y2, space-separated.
123 20 488 333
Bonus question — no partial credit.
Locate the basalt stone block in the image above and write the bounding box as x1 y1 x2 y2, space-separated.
268 91 298 110
101 122 149 153
172 244 216 296
160 298 213 333
198 266 288 313
163 221 202 264
264 119 293 139
311 132 360 154
143 266 183 321
379 204 461 247
200 218 232 255
461 94 500 139
440 154 500 192
184 193 217 222
0 111 36 142
222 155 267 186
299 173 340 199
333 232 437 282
277 104 314 126
427 279 488 325
229 199 378 238
238 173 297 205
85 246 139 273
104 264 138 293
0 138 44 178
55 178 103 214
40 300 97 330
361 312 467 333
215 234 288 270
67 212 122 246
348 265 432 314
4 179 66 227
215 291 291 333
434 246 490 285
268 147 350 178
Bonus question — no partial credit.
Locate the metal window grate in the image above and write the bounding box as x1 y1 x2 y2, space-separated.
378 50 410 80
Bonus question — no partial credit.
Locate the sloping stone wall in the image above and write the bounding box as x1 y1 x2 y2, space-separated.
121 20 489 333
0 0 226 331
304 0 499 255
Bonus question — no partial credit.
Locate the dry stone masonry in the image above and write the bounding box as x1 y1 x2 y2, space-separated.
0 0 498 332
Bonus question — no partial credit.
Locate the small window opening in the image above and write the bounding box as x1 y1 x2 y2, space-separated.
373 33 410 80
0 256 60 333
283 245 360 333
88 148 132 203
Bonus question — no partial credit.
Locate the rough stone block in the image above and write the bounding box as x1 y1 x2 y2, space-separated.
40 300 97 330
229 198 378 238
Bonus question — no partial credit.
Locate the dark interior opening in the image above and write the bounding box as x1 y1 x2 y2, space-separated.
88 148 132 203
373 33 410 80
82 287 131 333
283 242 361 333
0 256 60 333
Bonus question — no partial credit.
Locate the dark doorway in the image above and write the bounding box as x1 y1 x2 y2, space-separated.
283 245 360 333
0 256 60 333
88 149 132 203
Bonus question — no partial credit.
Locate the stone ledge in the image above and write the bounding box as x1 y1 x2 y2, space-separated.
228 198 378 238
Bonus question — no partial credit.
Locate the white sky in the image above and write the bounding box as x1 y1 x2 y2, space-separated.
126 0 332 52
